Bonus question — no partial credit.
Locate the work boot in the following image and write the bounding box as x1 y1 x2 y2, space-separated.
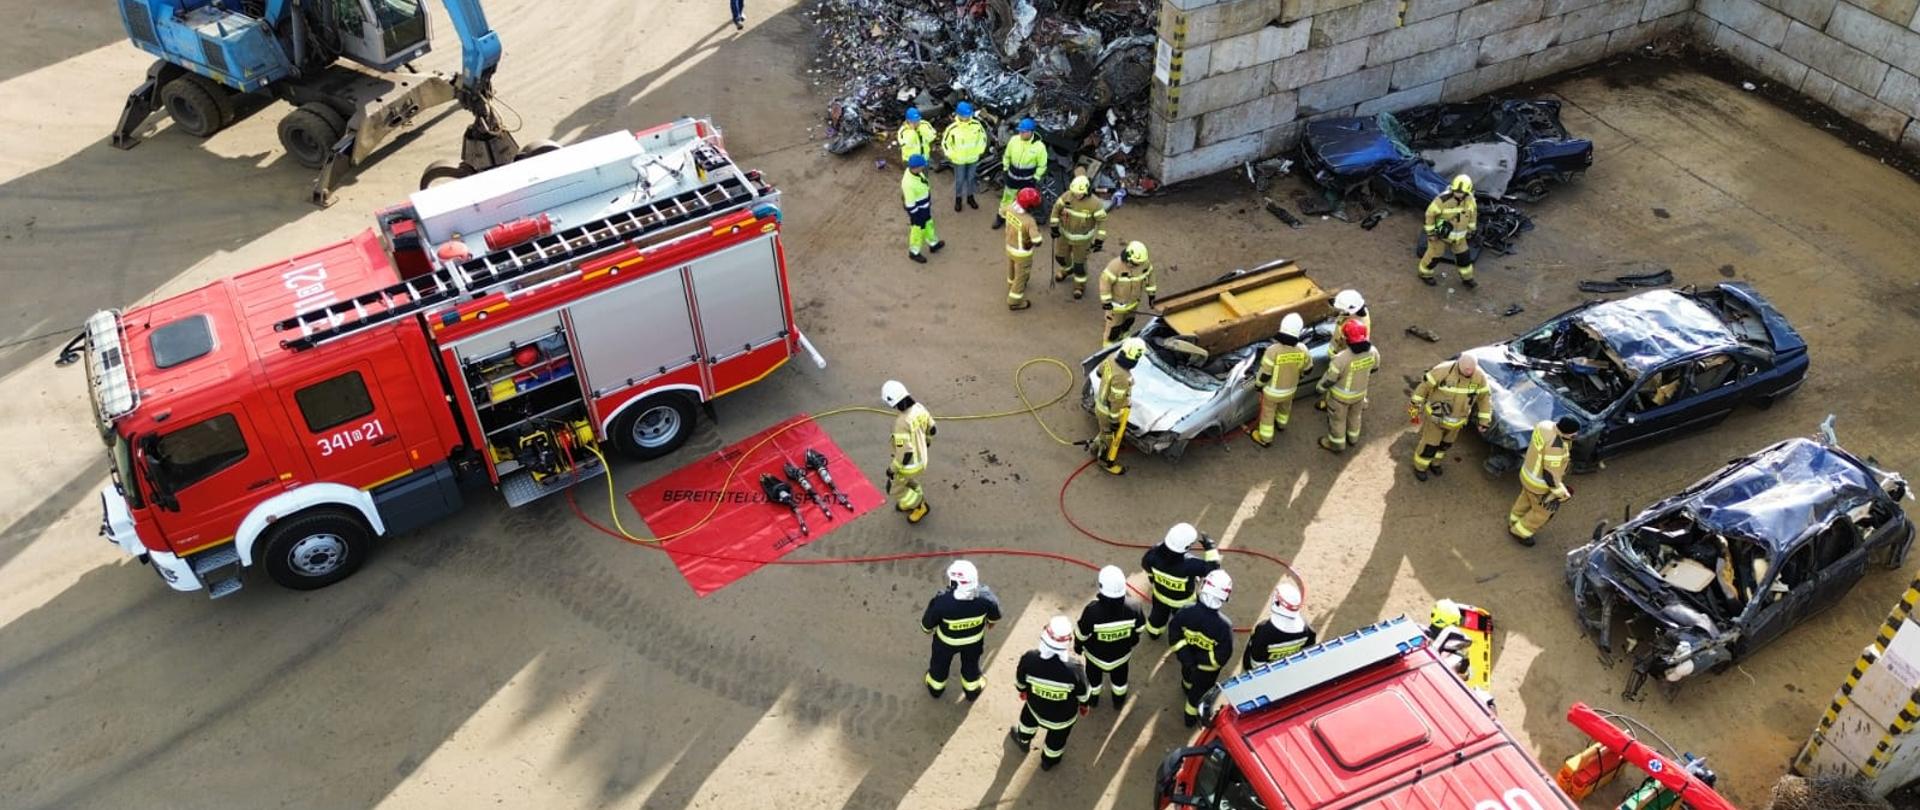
1102 461 1127 476
909 252 927 264
1008 728 1031 752
1318 436 1344 453
967 195 979 209
907 502 930 523
929 240 945 253
1073 286 1085 300
991 215 1004 230
927 682 945 699
1511 532 1536 548
1414 468 1429 482
1183 711 1199 729
1429 463 1445 477
1462 276 1477 289
1251 433 1272 448
1086 693 1100 710
964 686 983 702
1112 693 1128 709
1009 299 1031 311
1421 275 1438 286
1040 756 1061 772
954 198 963 212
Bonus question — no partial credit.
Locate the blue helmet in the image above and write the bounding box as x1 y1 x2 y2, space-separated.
905 107 922 123
1018 117 1036 133
907 154 928 169
955 101 975 117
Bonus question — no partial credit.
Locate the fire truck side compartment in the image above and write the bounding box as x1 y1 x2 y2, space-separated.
687 235 789 371
369 461 464 537
567 263 701 397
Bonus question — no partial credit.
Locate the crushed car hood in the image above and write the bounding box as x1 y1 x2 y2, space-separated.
1460 344 1586 452
1577 291 1739 377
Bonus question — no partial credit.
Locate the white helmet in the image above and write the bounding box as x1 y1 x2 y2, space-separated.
1270 580 1305 633
1098 565 1128 599
947 559 979 600
1279 313 1305 340
1163 522 1199 553
1119 336 1148 361
1333 289 1365 315
1040 615 1074 657
882 379 910 408
1199 569 1233 610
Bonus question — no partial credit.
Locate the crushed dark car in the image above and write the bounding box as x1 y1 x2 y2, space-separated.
1566 426 1914 698
1463 283 1809 473
1300 100 1594 204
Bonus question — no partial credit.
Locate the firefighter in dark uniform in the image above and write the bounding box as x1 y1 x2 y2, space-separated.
1168 569 1234 727
1075 565 1147 709
1010 615 1092 770
1242 580 1317 671
922 560 1001 701
1140 522 1221 639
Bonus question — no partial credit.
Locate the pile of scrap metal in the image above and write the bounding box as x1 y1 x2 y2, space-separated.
810 0 1161 197
1297 100 1595 252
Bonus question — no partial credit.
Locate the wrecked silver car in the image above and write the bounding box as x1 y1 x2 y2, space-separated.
1464 283 1808 474
1079 260 1336 458
1566 425 1914 698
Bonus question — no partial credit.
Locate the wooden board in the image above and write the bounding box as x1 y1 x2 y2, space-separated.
1158 261 1335 356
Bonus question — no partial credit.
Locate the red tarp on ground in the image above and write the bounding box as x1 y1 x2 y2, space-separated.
628 415 884 597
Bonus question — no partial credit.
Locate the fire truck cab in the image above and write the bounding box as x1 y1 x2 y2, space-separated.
75 118 803 599
1155 617 1577 810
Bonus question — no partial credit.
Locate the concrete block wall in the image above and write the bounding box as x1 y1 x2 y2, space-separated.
1145 0 1920 184
1691 0 1920 147
1148 0 1691 183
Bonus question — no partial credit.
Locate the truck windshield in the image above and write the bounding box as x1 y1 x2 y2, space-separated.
374 0 428 54
111 432 144 509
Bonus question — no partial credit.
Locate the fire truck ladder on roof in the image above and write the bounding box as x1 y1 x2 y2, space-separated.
1213 616 1429 716
274 169 771 351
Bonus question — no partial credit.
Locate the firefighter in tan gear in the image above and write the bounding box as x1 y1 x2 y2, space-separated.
1003 187 1044 311
1091 337 1144 475
1315 320 1379 453
1408 353 1492 481
1251 313 1310 448
1328 289 1370 355
1419 174 1478 288
1049 175 1107 299
1099 242 1157 347
883 380 937 523
1510 416 1578 546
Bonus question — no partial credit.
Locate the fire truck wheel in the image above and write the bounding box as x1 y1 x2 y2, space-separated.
259 508 370 590
611 394 697 461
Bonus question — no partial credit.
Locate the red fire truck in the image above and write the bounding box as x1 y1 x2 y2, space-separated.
69 118 812 598
1154 617 1578 810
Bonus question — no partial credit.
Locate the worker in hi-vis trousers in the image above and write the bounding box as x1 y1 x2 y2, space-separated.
901 155 944 264
1243 580 1316 671
1003 187 1043 310
942 101 987 211
923 560 1001 701
1510 416 1577 547
1091 337 1144 475
994 118 1047 230
1099 241 1157 347
1140 523 1221 639
1419 174 1478 287
1328 289 1370 355
1316 320 1379 453
883 380 937 523
1408 353 1491 481
1009 616 1091 771
1169 569 1234 727
1252 313 1310 447
896 107 937 165
1075 566 1146 709
1049 175 1107 299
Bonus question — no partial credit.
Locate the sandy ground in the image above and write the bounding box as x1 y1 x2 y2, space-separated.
2 1 1919 808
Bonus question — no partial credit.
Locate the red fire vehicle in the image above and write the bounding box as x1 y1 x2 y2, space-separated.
69 118 813 598
1155 617 1578 810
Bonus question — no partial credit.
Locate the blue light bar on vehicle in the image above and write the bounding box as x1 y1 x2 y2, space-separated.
1215 616 1428 716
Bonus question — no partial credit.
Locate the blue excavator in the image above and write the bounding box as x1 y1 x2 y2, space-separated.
111 0 555 205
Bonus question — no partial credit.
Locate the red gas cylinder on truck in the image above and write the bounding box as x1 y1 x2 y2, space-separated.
484 214 553 250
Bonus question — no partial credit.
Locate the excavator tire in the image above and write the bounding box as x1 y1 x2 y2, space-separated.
419 158 473 189
159 77 225 138
279 103 346 169
185 73 238 127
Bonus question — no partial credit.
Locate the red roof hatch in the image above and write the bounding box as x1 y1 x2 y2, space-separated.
1312 690 1431 770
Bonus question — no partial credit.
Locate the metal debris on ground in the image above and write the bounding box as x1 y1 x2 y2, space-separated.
1243 157 1292 191
1501 304 1525 317
1476 203 1533 254
1577 268 1674 293
1263 198 1305 229
1359 209 1388 230
809 0 1162 198
1405 325 1440 343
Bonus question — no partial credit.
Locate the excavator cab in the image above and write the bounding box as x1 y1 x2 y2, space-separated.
329 0 433 72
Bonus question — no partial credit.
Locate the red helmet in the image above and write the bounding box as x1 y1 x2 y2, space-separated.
1341 319 1370 346
1016 187 1041 210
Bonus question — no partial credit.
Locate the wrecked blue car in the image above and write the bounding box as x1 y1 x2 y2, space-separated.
1300 100 1595 203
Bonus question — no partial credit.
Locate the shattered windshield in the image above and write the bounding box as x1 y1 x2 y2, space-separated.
1509 318 1631 413
1575 291 1738 377
1607 509 1775 626
1377 113 1417 159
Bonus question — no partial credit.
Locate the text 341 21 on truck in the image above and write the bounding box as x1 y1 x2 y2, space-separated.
69 118 814 598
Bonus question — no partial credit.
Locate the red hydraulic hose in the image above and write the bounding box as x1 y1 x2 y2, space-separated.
1566 703 1736 810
